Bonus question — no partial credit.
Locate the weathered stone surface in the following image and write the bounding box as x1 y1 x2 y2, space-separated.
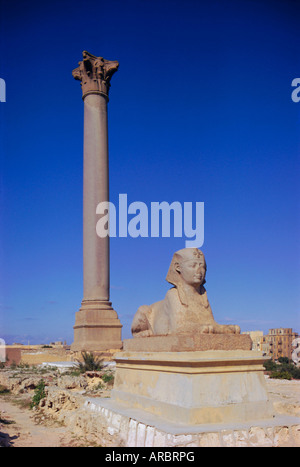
291 425 300 445
248 426 273 447
153 430 167 447
123 334 252 352
0 372 46 394
40 386 83 414
234 430 249 447
198 432 222 447
111 350 274 425
273 426 293 447
127 419 137 447
145 426 155 447
56 375 88 390
72 50 119 100
62 397 300 447
221 430 236 447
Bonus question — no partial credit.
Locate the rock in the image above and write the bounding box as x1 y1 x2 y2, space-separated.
40 386 84 416
56 375 88 390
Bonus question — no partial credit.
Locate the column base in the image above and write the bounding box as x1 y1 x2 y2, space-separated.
71 300 123 352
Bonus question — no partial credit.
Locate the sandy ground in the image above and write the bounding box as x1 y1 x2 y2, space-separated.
265 377 300 417
0 394 98 447
0 377 299 447
0 398 90 447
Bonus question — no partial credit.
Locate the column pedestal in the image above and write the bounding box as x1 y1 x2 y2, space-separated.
72 301 122 351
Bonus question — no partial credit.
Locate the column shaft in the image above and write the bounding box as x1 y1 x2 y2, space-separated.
83 93 109 301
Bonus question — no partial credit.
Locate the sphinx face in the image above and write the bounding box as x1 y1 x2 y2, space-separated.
176 259 206 287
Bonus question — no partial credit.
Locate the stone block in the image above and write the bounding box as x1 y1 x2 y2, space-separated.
221 430 235 447
273 426 293 447
136 423 146 446
112 350 274 425
198 432 222 447
117 416 130 445
153 430 167 447
110 412 122 430
234 430 249 447
144 426 155 447
290 425 300 446
127 419 137 447
170 433 194 446
248 427 272 447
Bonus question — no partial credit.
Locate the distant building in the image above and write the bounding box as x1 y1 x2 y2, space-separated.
242 331 264 351
263 328 298 361
242 328 299 360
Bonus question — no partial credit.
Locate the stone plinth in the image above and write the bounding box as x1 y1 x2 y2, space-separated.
111 350 274 425
72 300 122 351
123 334 252 352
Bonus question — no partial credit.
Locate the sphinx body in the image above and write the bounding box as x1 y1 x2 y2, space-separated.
131 248 240 337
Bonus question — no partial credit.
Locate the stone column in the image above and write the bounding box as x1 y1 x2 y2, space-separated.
71 51 122 351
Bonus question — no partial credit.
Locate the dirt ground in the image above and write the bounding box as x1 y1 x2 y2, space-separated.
0 366 111 447
265 377 300 417
0 395 96 447
0 375 299 447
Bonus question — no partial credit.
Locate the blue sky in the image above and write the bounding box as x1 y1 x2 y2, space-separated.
0 0 299 344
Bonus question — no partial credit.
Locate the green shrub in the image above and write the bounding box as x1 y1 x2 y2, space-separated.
30 380 46 408
286 364 300 379
76 351 104 373
264 358 300 380
278 357 291 364
102 370 114 384
270 370 292 380
263 359 277 372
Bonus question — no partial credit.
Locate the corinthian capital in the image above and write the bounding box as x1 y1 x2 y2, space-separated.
72 51 119 100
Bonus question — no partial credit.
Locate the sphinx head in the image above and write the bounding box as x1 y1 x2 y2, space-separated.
166 248 207 304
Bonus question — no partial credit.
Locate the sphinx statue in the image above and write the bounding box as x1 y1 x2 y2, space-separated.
131 248 240 337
